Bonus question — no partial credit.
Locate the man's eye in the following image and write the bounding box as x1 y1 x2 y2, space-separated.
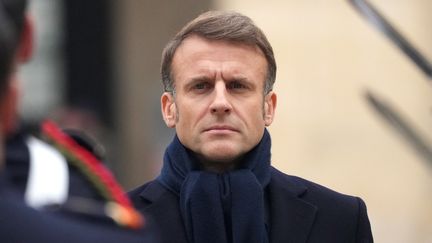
193 83 209 90
228 81 246 89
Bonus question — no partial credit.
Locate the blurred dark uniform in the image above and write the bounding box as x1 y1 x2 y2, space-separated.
0 172 155 243
5 127 106 206
0 0 158 241
1 125 159 243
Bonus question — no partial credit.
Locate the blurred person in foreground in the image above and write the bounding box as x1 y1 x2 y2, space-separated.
0 0 156 242
129 10 373 243
3 0 104 207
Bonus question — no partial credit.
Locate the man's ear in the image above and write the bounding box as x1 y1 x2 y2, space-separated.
161 92 177 128
264 91 277 126
16 15 34 63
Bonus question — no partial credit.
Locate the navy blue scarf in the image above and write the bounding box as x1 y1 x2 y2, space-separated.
158 129 271 243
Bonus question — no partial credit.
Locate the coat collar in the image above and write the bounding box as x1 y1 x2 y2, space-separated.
268 167 317 243
137 181 189 243
138 180 167 204
137 169 318 243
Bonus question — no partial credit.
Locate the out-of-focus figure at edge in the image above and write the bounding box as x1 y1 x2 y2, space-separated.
0 0 157 242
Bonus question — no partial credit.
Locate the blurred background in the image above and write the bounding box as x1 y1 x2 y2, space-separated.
19 0 431 242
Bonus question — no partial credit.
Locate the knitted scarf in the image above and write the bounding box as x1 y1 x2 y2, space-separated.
157 129 271 243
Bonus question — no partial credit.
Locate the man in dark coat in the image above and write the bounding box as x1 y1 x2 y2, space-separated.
0 1 157 242
129 10 373 243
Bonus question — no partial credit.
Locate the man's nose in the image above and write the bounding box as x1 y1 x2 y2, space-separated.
209 82 232 115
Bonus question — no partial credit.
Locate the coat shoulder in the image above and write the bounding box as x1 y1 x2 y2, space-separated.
128 179 175 210
128 181 152 200
270 167 373 242
271 167 360 206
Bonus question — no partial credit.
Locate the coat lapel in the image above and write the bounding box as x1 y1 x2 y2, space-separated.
268 168 317 243
134 170 317 243
137 181 188 243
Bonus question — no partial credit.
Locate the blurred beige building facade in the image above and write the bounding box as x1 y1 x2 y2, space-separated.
113 1 432 242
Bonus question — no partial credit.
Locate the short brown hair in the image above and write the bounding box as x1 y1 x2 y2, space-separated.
161 10 276 94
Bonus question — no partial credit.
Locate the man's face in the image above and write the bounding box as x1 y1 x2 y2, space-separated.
162 35 276 166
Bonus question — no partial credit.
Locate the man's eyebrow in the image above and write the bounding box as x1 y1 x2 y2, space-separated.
231 76 249 82
187 75 215 83
223 74 251 83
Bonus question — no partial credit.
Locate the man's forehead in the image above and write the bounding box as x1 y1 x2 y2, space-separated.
172 57 266 83
172 36 266 69
182 69 251 82
176 35 263 55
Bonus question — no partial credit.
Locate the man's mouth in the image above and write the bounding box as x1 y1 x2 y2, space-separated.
204 125 238 133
